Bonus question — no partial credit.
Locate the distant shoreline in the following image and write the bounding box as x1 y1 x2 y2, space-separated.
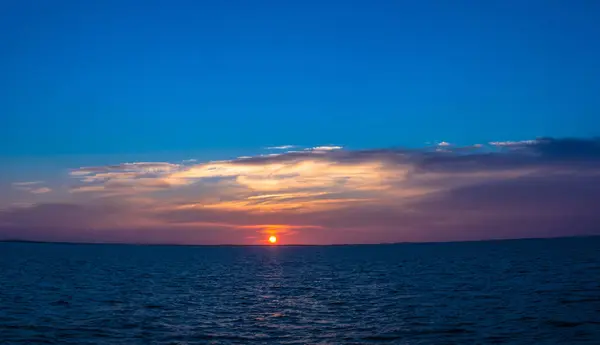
0 235 597 247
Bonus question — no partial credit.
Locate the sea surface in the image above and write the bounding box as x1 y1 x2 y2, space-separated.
1 237 599 344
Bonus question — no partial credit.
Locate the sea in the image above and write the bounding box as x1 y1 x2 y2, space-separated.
0 237 599 344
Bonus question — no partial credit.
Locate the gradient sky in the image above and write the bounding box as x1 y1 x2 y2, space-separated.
1 1 599 244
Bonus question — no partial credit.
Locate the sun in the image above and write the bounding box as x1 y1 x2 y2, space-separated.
268 235 277 244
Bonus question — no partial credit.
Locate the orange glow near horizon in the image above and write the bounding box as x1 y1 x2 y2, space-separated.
268 235 277 244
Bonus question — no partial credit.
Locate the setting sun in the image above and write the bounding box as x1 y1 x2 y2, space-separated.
268 235 277 244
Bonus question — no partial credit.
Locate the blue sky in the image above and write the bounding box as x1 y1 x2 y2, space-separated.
1 1 600 244
2 0 599 156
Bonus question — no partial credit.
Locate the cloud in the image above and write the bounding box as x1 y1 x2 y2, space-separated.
68 161 185 197
266 145 296 150
12 181 43 186
30 187 52 194
308 146 343 151
69 185 108 193
70 162 181 176
489 139 538 147
2 137 600 244
12 181 51 194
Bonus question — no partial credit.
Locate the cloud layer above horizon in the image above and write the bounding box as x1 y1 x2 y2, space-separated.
2 138 600 244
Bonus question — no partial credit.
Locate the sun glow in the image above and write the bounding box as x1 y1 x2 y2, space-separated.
268 235 277 244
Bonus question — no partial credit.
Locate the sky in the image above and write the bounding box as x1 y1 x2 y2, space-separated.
1 1 599 244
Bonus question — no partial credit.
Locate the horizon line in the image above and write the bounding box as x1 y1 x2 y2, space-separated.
0 234 597 247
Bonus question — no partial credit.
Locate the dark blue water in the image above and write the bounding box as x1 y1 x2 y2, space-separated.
1 237 599 344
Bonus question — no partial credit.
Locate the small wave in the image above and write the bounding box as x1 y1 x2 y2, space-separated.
50 300 70 306
144 304 163 309
362 334 402 341
560 298 600 304
546 320 584 328
327 300 346 305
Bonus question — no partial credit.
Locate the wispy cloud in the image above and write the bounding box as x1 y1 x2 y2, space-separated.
30 187 52 194
3 138 600 244
266 145 297 150
12 181 43 186
71 162 181 176
489 140 538 147
12 181 51 194
308 146 343 151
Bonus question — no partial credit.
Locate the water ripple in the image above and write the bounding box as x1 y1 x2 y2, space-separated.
1 237 599 344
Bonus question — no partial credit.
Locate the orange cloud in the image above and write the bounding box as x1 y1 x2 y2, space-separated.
5 138 598 244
